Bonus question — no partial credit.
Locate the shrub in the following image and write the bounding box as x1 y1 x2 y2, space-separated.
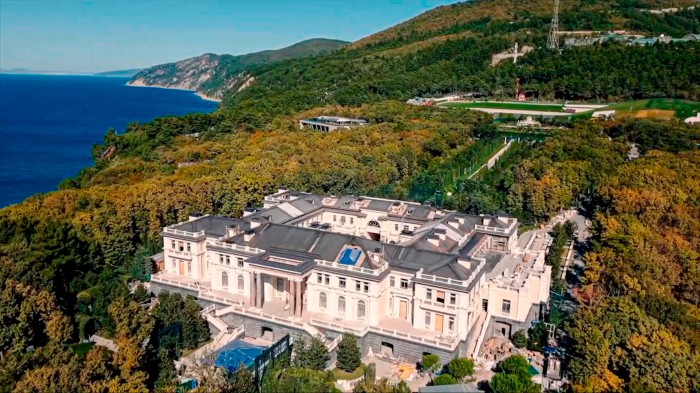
447 357 475 380
434 374 458 385
512 330 528 348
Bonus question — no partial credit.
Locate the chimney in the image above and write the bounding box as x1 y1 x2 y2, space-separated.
226 225 241 237
482 217 491 226
457 259 471 269
244 229 255 242
189 212 203 222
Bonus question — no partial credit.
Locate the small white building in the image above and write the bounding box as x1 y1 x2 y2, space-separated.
299 116 367 131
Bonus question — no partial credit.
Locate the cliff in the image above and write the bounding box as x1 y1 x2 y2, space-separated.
128 38 348 101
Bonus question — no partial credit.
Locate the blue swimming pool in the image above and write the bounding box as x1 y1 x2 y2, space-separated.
339 248 362 265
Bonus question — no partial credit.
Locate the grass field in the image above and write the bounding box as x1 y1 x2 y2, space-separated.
69 342 95 359
441 101 564 112
576 98 700 120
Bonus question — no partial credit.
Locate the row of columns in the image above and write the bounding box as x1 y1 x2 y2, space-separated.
248 271 304 318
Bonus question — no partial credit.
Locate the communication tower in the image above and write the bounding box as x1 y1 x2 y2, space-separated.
547 0 560 49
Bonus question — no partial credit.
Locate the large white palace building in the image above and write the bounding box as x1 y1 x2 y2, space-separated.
150 189 552 363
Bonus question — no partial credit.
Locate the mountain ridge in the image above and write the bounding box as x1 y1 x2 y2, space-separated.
128 38 348 100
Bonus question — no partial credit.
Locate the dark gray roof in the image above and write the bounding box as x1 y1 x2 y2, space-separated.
419 383 481 393
170 216 242 237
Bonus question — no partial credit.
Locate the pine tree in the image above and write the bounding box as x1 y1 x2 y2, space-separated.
306 336 330 370
337 333 361 372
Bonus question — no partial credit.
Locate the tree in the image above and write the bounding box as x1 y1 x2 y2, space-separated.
512 330 528 349
226 363 256 393
433 374 458 385
305 336 330 370
421 354 440 374
490 355 540 393
336 333 361 372
446 358 475 381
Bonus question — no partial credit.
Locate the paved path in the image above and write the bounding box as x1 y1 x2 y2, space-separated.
90 335 117 352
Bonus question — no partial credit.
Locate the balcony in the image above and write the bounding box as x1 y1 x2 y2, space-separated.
316 259 388 276
206 241 265 255
166 249 192 259
163 227 205 238
419 299 459 313
474 224 510 234
373 317 459 351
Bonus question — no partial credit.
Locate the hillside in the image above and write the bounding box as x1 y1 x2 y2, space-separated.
218 0 699 128
128 38 347 100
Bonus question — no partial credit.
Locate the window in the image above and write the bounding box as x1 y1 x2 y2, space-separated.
238 275 244 292
333 215 337 222
340 216 346 225
482 299 489 312
186 243 191 252
426 289 432 300
449 294 457 305
338 296 346 315
187 261 191 273
339 277 346 288
171 240 175 249
436 291 445 304
424 312 432 329
219 254 224 264
222 272 229 288
390 277 395 287
400 279 409 289
317 273 322 284
319 292 327 310
178 241 184 251
356 281 361 291
277 278 285 292
357 300 366 320
363 282 369 293
403 225 409 232
225 255 230 265
389 297 393 313
324 274 330 285
448 317 455 332
502 300 511 314
172 261 176 269
350 217 354 225
394 224 399 231
237 258 244 267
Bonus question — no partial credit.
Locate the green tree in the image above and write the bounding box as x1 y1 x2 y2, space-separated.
446 357 474 381
490 355 540 393
336 334 361 372
306 336 330 370
433 374 458 385
512 330 528 349
421 354 440 373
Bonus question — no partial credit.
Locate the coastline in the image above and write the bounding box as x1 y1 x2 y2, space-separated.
126 80 222 103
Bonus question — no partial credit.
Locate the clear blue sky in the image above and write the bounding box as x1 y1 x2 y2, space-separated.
0 0 463 73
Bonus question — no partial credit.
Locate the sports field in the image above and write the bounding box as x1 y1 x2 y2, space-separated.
579 99 700 120
440 101 564 112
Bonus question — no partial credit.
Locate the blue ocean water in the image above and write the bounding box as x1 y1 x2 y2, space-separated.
0 74 218 207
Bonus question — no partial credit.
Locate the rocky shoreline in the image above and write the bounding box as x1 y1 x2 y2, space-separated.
127 80 221 102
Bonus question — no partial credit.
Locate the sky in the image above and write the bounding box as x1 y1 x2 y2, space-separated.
0 0 463 73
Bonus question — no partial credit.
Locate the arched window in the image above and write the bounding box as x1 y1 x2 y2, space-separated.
357 300 366 320
368 220 380 228
222 272 229 288
319 292 327 310
237 275 244 292
338 296 346 315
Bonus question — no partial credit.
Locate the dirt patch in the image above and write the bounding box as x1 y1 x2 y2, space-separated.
636 109 675 120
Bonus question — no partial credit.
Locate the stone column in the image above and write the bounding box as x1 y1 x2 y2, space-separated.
256 272 263 308
249 272 255 308
295 280 303 317
288 279 296 317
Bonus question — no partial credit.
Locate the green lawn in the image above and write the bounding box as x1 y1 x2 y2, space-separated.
333 364 366 380
441 101 564 112
69 342 95 359
573 99 700 120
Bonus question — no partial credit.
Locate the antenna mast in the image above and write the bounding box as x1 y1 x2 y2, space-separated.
547 0 560 50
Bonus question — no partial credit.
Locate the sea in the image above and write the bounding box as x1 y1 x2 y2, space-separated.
0 74 218 207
